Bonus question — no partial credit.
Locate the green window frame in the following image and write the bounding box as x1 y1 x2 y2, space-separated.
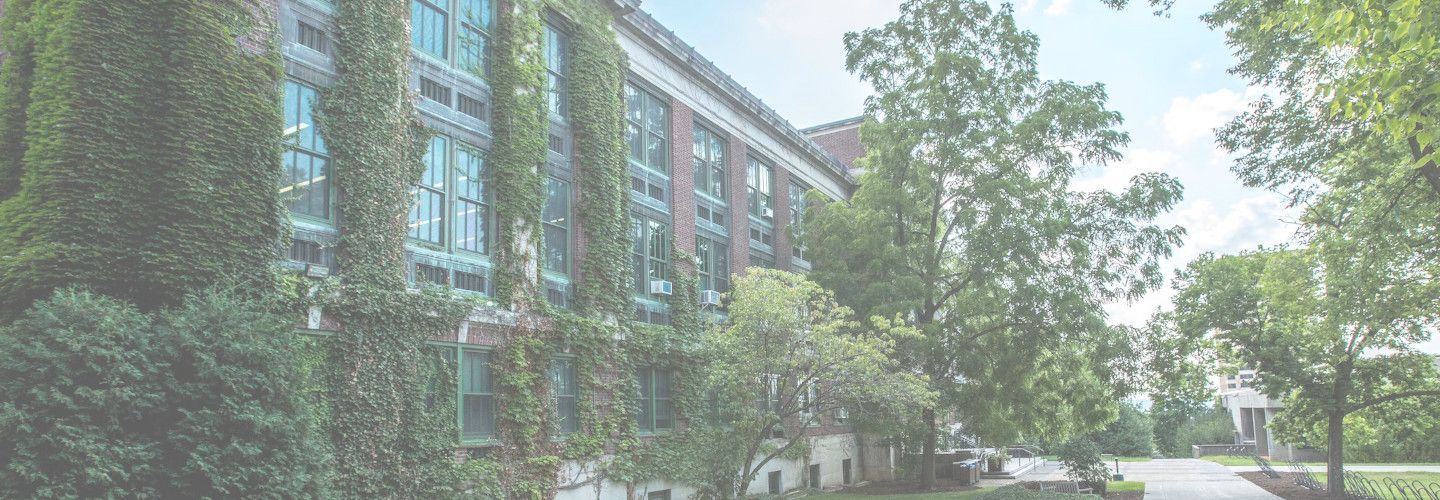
693 124 727 202
747 156 773 219
282 80 331 222
696 235 729 293
543 177 571 275
457 0 493 76
409 136 448 244
460 349 495 443
455 144 490 254
625 83 670 175
631 215 670 295
788 181 807 261
550 358 578 436
636 367 673 433
411 0 448 59
544 22 569 120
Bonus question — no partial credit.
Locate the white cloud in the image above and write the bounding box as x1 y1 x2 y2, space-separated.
1016 0 1040 14
1073 148 1177 193
1188 59 1205 72
1044 0 1073 16
1161 87 1263 146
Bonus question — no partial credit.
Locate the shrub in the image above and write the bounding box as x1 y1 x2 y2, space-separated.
1093 403 1154 456
0 289 328 498
1171 408 1235 455
1056 437 1110 494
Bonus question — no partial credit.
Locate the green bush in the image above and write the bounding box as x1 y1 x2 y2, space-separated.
0 289 328 498
1093 403 1154 456
1056 438 1110 494
1170 408 1235 456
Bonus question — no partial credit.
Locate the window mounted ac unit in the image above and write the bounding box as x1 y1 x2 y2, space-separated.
650 280 673 296
304 264 330 279
699 290 721 306
761 207 774 218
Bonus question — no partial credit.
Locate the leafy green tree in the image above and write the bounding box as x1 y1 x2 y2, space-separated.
1171 246 1440 494
815 0 1183 488
1169 407 1237 457
0 289 328 498
696 270 932 498
1092 403 1153 457
1056 437 1109 494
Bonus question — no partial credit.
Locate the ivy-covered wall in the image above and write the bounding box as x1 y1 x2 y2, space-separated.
0 0 284 319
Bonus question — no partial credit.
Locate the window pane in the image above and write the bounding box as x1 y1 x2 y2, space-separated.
282 81 330 220
462 351 493 441
544 226 568 274
646 134 667 172
543 178 569 274
411 0 447 59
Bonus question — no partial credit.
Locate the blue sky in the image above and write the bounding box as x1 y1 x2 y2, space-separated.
643 0 1439 354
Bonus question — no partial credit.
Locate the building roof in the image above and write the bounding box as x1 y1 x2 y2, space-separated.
616 7 858 188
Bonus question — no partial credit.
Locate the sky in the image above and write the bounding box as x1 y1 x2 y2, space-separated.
642 0 1440 355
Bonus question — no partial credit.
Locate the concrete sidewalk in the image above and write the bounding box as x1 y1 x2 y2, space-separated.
1228 464 1440 473
991 458 1281 499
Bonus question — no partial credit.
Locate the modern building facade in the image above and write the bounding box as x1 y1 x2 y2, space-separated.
274 0 865 496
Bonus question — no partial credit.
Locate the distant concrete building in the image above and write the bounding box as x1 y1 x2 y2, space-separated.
1219 388 1323 461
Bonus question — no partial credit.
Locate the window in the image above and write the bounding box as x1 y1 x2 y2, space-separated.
454 270 487 293
768 471 782 495
409 136 448 244
457 0 493 76
461 350 495 442
411 0 448 59
747 156 774 218
833 406 849 423
282 80 330 221
455 144 489 254
631 215 670 295
750 253 775 270
626 83 670 207
696 201 726 231
458 93 486 119
416 263 449 286
420 77 451 106
297 21 328 54
789 182 808 261
757 374 780 414
696 236 730 293
693 125 727 201
750 226 774 248
625 83 670 174
800 382 820 426
843 459 853 485
544 23 568 119
550 358 578 436
809 464 821 489
636 368 673 433
543 178 570 275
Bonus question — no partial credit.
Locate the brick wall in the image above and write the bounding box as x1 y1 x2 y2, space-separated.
726 135 750 275
669 99 696 257
772 166 792 271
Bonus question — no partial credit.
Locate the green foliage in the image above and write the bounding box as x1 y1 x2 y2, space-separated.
817 0 1182 487
1160 407 1233 458
0 289 327 498
977 484 1101 500
0 0 284 318
1092 404 1153 457
1056 438 1110 494
697 270 933 496
489 0 548 306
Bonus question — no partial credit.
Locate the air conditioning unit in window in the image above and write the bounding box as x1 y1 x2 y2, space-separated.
650 280 673 296
699 290 721 306
761 207 775 218
304 264 330 279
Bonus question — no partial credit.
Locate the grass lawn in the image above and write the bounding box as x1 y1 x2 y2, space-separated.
1107 481 1145 492
1312 471 1440 499
1203 455 1440 468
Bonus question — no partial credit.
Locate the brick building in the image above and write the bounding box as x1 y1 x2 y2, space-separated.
275 0 868 497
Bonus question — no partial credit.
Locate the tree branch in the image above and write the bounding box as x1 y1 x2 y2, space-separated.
1347 389 1440 415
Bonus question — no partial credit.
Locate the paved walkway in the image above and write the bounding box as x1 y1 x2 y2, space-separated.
986 458 1281 499
1229 464 1440 473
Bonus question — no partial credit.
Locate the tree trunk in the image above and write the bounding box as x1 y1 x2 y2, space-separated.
1326 410 1345 497
919 406 937 490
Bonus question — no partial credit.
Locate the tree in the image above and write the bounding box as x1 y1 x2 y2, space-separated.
1093 403 1153 457
1171 246 1440 494
814 0 1183 489
699 270 931 498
